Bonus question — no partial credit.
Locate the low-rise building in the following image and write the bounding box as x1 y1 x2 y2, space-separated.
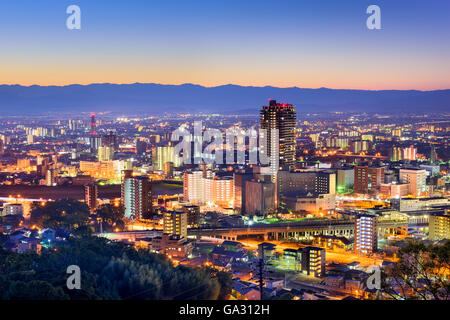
283 192 336 215
301 246 326 277
326 275 345 288
151 234 193 259
429 212 450 241
232 280 260 300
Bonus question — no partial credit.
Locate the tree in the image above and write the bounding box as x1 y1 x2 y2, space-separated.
5 280 69 300
30 199 91 233
214 269 233 300
382 240 450 300
0 236 233 300
273 292 294 300
96 204 125 232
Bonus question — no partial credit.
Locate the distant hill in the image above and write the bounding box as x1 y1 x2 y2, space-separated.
0 83 448 115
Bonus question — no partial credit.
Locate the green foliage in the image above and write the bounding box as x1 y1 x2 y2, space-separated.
0 236 232 300
382 240 450 300
96 204 125 232
30 199 91 234
5 280 69 300
214 269 233 300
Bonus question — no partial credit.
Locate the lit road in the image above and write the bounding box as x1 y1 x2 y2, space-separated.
238 239 386 267
0 197 50 202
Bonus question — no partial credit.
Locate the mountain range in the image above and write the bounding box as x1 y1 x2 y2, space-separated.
0 83 448 115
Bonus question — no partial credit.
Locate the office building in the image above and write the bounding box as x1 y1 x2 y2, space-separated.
391 147 403 162
368 166 385 194
212 176 234 207
0 134 10 145
152 142 182 171
326 136 349 149
90 113 96 135
429 213 450 241
336 167 354 193
350 139 370 154
354 166 368 194
380 183 409 199
301 246 326 277
284 192 336 215
136 139 147 155
260 99 296 173
84 184 98 213
182 205 201 228
419 164 440 177
391 146 417 162
27 135 34 144
89 135 102 153
163 211 188 239
399 168 427 197
98 146 114 162
163 161 174 179
151 234 192 259
68 119 81 131
2 203 24 216
402 145 417 161
392 128 402 137
355 214 377 254
430 146 437 163
46 168 57 186
183 171 234 207
102 131 120 150
354 165 385 195
278 170 336 197
183 171 204 203
245 179 276 216
122 177 152 220
233 170 254 212
393 197 449 212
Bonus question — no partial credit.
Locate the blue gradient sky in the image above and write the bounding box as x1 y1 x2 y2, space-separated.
0 0 448 89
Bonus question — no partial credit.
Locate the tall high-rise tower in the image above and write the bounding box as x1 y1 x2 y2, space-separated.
430 145 437 163
260 100 296 172
90 113 96 136
355 214 378 254
122 176 153 220
84 184 98 213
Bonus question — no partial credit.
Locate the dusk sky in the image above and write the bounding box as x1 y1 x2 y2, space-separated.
0 0 449 90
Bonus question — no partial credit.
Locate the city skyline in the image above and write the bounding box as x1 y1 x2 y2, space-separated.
0 98 449 302
0 0 448 305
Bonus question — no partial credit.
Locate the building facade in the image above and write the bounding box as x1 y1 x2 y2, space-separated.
260 99 296 173
429 213 450 241
399 169 427 197
354 214 378 254
301 246 326 277
163 211 188 239
245 180 276 216
122 177 152 220
84 184 98 212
